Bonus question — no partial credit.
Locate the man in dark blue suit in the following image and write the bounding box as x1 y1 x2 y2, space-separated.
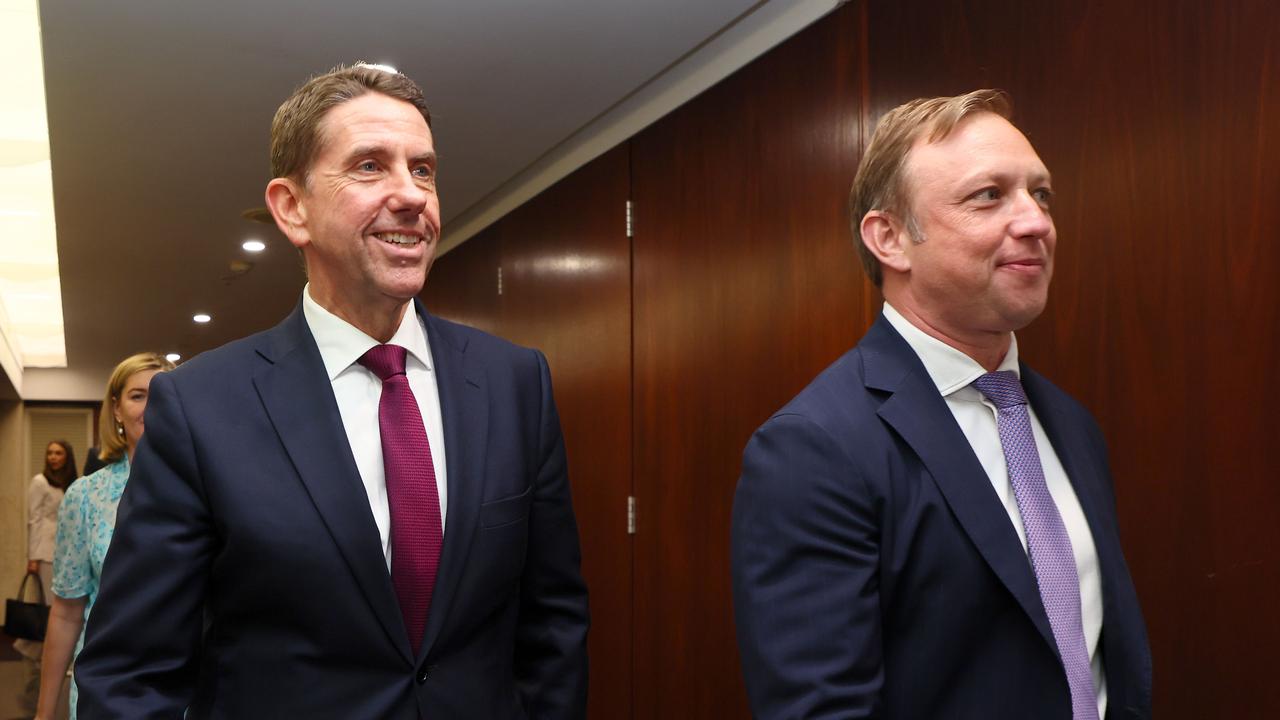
731 90 1150 719
75 64 588 718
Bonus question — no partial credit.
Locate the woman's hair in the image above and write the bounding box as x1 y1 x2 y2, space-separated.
98 352 176 463
43 439 78 490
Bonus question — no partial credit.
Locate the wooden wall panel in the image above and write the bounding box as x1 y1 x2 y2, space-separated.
496 146 634 718
630 4 867 717
422 222 502 335
425 147 634 717
867 1 1280 716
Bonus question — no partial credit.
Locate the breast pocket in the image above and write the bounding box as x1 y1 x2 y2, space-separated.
480 486 532 529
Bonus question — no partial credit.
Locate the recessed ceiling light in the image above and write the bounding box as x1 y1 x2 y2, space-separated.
193 313 211 323
242 239 266 253
165 353 181 363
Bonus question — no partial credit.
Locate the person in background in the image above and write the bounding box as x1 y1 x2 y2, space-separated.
35 352 174 720
13 440 78 718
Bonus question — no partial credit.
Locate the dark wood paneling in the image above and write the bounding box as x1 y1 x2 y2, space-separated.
426 148 634 718
868 1 1280 716
497 146 634 718
630 5 867 717
422 223 503 335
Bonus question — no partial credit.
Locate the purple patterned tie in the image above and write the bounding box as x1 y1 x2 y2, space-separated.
358 344 442 656
972 371 1099 720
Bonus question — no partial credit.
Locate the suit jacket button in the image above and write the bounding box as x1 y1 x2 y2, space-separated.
416 665 432 684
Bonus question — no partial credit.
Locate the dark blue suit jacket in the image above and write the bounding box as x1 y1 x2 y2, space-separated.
732 314 1150 719
76 300 589 719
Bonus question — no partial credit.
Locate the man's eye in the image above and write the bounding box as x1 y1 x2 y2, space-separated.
1032 187 1054 205
359 161 378 172
971 187 999 202
412 165 434 180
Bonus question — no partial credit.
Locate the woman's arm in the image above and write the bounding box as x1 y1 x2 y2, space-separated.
35 594 87 720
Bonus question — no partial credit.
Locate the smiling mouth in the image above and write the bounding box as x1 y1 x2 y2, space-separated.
374 232 422 247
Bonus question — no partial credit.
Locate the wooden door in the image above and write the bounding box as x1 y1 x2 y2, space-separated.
424 146 635 717
497 146 635 718
629 5 869 716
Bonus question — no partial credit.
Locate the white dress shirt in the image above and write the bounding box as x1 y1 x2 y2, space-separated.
302 285 448 572
883 303 1107 717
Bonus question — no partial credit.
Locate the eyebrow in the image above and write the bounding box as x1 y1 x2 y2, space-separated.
343 145 437 166
410 152 438 167
957 168 1053 188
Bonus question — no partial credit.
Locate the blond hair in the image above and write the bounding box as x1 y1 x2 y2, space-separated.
849 89 1013 286
98 352 175 463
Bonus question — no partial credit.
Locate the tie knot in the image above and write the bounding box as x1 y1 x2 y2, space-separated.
971 370 1028 409
358 344 408 381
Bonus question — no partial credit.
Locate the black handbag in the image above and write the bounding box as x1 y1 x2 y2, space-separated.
4 571 49 641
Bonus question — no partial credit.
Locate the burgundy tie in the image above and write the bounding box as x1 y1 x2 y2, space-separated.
358 343 442 655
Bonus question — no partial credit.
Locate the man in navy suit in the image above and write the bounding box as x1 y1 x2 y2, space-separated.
75 64 588 718
731 90 1150 719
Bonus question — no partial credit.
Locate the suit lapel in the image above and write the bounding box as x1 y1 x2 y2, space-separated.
861 316 1057 650
251 305 412 663
417 304 489 661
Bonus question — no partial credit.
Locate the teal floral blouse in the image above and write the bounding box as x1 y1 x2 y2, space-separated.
51 454 130 720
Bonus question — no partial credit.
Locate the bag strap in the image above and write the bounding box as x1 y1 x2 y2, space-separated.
16 571 46 605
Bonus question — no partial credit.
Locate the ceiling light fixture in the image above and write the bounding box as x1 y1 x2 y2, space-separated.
360 62 399 75
242 239 266 253
192 313 211 323
165 353 181 363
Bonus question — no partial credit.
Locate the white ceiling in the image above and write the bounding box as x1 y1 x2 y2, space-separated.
23 0 837 399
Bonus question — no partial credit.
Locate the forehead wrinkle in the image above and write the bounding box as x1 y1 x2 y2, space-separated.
311 93 434 163
911 122 1051 196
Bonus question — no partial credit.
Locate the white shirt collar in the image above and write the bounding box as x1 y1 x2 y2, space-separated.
301 283 433 381
882 302 1020 398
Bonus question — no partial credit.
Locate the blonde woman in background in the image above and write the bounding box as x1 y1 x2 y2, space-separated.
14 440 78 716
35 352 174 720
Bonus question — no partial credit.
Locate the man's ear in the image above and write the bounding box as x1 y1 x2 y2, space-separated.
860 210 912 275
265 178 311 250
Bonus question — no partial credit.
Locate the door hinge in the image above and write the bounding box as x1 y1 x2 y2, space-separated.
627 495 637 535
497 265 503 295
625 200 634 238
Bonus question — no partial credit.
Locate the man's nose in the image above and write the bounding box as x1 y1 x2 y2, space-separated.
1009 188 1053 240
387 168 430 214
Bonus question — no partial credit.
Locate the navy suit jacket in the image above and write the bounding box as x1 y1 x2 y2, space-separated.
76 300 589 719
732 314 1150 719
